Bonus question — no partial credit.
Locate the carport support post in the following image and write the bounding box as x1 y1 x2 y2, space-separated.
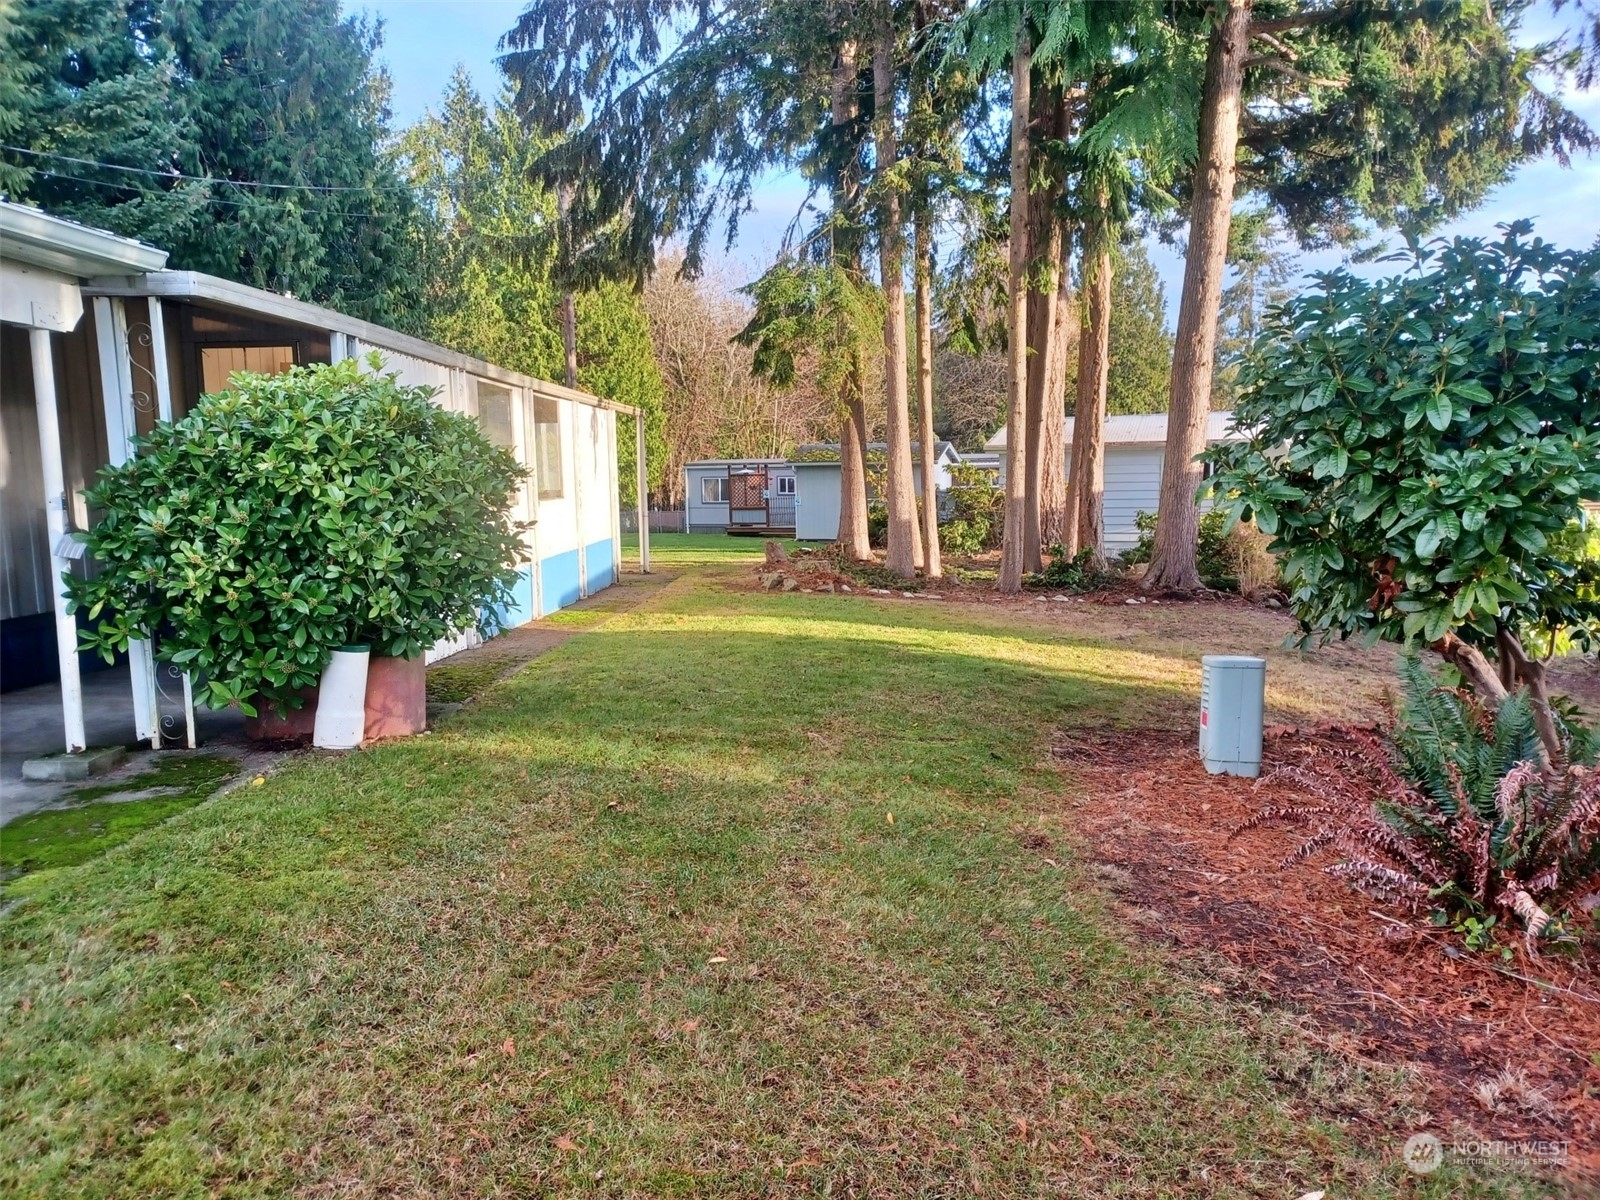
30 327 87 754
93 296 161 749
635 413 650 573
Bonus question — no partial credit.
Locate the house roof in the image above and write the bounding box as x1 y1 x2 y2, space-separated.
684 458 792 469
82 267 633 415
984 410 1241 453
0 201 169 277
794 440 959 462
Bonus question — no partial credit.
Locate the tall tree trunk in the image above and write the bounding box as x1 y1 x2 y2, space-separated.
997 20 1031 594
831 31 873 561
914 206 942 578
840 371 873 559
874 11 920 579
1073 241 1112 568
1038 221 1072 551
1022 122 1062 575
556 181 579 388
1144 0 1252 592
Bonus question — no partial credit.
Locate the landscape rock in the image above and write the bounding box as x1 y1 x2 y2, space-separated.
758 573 784 590
839 584 853 593
764 540 790 565
782 577 801 592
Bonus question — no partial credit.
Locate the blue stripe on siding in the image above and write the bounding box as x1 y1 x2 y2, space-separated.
585 538 615 593
507 566 536 627
540 549 582 616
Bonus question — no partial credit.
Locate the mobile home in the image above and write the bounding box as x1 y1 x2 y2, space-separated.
0 201 644 757
683 459 796 534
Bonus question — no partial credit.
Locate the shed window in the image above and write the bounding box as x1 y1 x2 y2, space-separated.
775 475 796 496
701 476 729 504
535 396 564 500
477 383 515 450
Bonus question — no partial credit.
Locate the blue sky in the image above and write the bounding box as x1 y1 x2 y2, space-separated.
365 0 1600 321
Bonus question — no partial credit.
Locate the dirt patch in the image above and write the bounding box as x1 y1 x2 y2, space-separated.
1051 725 1600 1178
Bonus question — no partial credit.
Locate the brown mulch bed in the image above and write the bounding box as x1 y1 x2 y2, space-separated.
1052 724 1600 1173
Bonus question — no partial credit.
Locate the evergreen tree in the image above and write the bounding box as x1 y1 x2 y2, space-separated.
1212 207 1296 405
1102 241 1175 417
398 71 665 504
2 0 422 328
1145 0 1594 594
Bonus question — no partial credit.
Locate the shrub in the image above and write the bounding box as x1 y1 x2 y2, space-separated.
1205 225 1600 760
942 463 1003 555
1025 545 1117 592
1123 509 1272 592
70 358 527 715
1249 658 1600 952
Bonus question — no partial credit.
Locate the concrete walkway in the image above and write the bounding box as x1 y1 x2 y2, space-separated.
1 663 247 823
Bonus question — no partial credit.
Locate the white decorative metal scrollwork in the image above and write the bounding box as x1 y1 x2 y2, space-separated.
125 322 161 417
153 661 198 749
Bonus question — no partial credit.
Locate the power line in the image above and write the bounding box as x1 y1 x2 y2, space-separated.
21 167 405 221
0 145 413 194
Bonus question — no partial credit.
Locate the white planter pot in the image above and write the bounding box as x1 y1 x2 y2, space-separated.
313 646 370 750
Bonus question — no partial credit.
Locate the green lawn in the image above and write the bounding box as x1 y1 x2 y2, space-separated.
623 529 800 569
0 544 1547 1197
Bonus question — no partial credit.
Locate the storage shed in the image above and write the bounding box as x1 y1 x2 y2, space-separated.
0 201 645 758
789 441 960 542
985 412 1241 555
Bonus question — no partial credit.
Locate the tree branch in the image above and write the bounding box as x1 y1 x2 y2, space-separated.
1242 55 1346 88
1249 4 1365 36
1495 625 1564 766
1434 633 1508 707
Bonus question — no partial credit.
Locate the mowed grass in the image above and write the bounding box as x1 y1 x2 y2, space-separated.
622 529 800 569
1 543 1546 1198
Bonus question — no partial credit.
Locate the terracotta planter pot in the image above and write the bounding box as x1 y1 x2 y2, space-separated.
364 654 426 740
244 686 319 743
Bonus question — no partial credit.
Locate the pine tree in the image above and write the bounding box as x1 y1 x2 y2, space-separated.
398 71 665 503
1144 0 1594 593
3 0 424 329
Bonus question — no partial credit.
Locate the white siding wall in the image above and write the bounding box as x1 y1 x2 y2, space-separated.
1102 445 1164 555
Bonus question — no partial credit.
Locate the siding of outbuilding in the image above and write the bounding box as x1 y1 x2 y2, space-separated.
794 462 842 541
1101 446 1165 555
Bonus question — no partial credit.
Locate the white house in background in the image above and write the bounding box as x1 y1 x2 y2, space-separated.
0 200 645 759
984 411 1242 555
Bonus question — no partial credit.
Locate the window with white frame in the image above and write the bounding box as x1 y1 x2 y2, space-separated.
701 475 729 504
775 475 796 496
535 396 564 500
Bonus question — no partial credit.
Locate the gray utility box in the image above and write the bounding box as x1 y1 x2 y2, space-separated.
1199 655 1266 778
